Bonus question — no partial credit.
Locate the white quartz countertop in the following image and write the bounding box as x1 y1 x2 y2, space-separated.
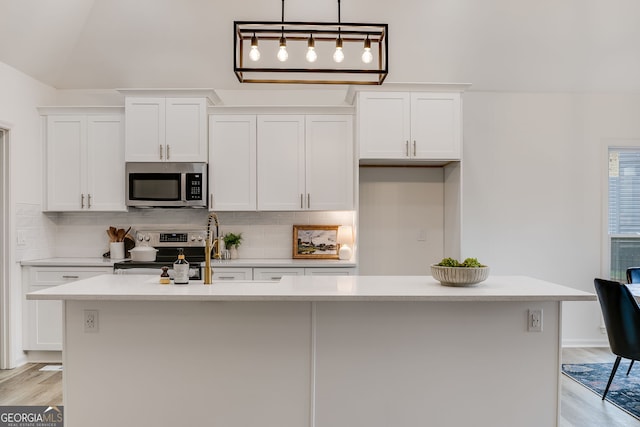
27 274 596 302
20 257 356 268
20 257 119 267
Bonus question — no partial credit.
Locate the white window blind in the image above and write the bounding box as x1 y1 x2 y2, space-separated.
609 148 640 281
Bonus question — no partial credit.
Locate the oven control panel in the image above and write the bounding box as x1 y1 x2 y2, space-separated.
135 230 207 247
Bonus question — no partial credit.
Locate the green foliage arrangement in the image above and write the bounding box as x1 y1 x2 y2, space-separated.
223 232 243 249
436 257 486 268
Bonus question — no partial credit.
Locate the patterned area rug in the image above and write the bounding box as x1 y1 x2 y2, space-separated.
562 361 640 420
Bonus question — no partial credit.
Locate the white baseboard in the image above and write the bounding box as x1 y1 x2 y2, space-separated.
562 338 610 348
24 350 62 364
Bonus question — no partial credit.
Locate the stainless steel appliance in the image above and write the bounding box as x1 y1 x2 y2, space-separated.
126 162 207 208
113 229 208 280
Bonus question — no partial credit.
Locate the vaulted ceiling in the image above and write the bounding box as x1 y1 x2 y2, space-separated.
1 0 639 92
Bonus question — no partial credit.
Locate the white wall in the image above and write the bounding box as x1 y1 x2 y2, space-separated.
358 167 445 275
462 91 640 346
0 61 56 367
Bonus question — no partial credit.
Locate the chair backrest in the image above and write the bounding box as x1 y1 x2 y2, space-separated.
594 278 640 360
627 267 640 284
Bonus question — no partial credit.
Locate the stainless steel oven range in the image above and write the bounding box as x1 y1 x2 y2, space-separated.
113 229 207 281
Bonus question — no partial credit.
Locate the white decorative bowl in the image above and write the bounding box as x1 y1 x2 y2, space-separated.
430 265 490 287
129 246 158 262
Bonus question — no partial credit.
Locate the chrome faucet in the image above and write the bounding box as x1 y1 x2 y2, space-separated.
204 212 220 285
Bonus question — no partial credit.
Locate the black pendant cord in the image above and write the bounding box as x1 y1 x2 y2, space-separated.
337 0 341 38
281 0 285 35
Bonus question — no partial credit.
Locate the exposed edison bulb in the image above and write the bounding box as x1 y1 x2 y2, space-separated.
277 36 288 62
249 34 261 62
361 37 373 64
333 37 344 63
306 36 317 62
306 47 317 63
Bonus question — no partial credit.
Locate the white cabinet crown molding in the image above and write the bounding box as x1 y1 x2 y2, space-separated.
117 88 220 105
209 105 354 115
37 106 125 115
345 82 471 104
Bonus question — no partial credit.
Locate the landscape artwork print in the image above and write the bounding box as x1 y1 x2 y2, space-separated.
293 225 339 259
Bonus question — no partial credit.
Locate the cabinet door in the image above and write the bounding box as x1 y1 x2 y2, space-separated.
253 268 305 281
23 267 112 351
305 115 354 210
257 115 305 211
358 92 410 159
212 268 253 281
304 267 356 276
209 115 257 210
86 115 126 211
45 116 85 211
125 97 165 162
410 93 461 160
165 98 207 162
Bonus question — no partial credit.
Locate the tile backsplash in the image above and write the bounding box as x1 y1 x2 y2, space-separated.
17 207 355 260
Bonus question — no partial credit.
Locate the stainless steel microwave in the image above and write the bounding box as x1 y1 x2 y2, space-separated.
126 162 207 208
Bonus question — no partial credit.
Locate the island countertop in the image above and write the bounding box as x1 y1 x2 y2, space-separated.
27 274 596 302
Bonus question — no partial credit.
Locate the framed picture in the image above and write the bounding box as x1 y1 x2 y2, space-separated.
292 225 339 259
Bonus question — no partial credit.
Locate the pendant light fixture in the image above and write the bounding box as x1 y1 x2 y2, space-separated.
276 0 288 62
306 35 318 63
233 0 388 84
249 33 260 61
361 36 373 64
333 0 344 63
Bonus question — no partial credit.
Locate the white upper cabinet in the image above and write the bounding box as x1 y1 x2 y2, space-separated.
358 92 410 159
305 115 354 211
125 97 207 162
86 116 127 211
45 114 125 212
358 91 461 161
209 115 257 211
257 115 354 211
257 115 306 211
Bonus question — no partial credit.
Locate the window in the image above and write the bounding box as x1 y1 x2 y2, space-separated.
609 147 640 281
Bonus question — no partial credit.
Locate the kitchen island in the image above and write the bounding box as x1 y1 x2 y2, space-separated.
28 275 594 427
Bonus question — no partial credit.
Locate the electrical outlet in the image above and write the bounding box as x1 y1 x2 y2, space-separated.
528 309 543 332
84 310 99 333
16 230 26 246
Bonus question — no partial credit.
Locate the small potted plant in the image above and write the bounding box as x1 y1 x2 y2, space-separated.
431 257 490 287
223 232 243 259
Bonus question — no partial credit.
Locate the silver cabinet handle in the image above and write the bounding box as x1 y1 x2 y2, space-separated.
218 276 235 280
307 193 310 209
270 276 282 280
159 144 163 160
210 194 213 207
81 194 84 208
413 140 417 157
62 275 79 279
167 144 170 160
405 140 409 157
88 194 92 208
300 194 303 209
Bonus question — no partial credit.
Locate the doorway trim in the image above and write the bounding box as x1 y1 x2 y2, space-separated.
0 122 12 369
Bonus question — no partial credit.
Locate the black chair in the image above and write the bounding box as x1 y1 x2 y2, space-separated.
594 278 640 399
626 267 640 284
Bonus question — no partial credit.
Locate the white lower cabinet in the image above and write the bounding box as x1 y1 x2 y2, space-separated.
254 268 305 281
304 267 356 276
212 268 253 281
254 267 356 280
22 267 112 351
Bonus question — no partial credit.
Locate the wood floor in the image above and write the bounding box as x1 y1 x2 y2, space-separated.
0 349 638 425
0 363 62 406
560 347 639 426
